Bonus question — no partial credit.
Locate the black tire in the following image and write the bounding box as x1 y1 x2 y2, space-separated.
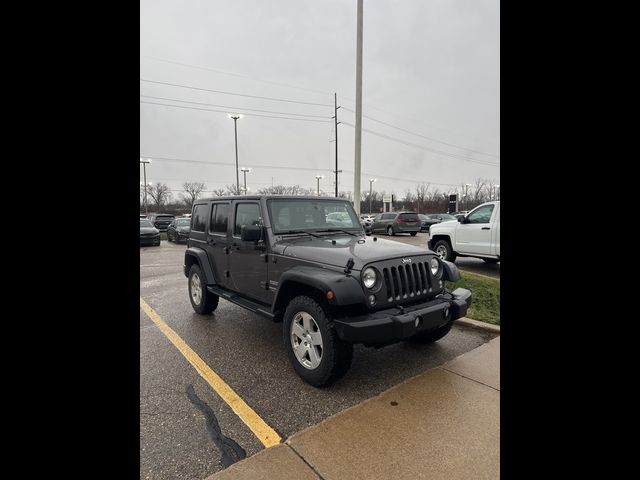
283 295 353 387
410 232 417 236
433 239 456 262
387 226 394 236
188 264 219 314
409 319 454 344
483 258 499 264
167 231 173 242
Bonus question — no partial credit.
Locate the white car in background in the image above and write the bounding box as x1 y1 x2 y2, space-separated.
428 201 500 264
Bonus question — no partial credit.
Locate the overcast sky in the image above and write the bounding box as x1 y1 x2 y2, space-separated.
140 0 499 199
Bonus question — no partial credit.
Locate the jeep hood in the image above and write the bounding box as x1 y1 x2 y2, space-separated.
274 235 434 270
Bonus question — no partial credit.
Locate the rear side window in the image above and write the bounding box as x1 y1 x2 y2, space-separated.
210 203 229 234
234 203 261 236
191 204 208 232
398 213 418 220
382 213 395 220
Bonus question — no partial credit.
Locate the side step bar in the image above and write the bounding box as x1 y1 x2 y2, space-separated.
207 285 275 320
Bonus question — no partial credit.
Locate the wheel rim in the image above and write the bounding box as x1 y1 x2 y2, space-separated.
435 244 448 260
290 312 323 370
190 273 202 305
388 227 393 235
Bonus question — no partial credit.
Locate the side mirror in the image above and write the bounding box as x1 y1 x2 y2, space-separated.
241 225 262 242
458 216 465 223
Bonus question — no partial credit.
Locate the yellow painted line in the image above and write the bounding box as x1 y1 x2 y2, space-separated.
140 297 281 448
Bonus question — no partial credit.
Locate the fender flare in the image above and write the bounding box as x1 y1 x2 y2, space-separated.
273 266 364 311
184 247 216 285
442 260 460 282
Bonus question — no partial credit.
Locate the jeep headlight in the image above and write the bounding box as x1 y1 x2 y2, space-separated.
430 257 441 277
362 267 377 289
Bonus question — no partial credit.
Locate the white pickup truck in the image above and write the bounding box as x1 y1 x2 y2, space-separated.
428 201 500 264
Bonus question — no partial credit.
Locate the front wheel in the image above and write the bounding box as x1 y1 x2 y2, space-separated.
387 226 395 236
433 239 456 262
283 295 353 387
188 264 219 314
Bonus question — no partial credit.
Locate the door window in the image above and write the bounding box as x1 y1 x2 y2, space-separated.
467 205 495 224
234 203 262 236
191 204 208 232
210 203 229 235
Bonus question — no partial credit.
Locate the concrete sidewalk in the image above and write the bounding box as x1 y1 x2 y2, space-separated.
209 336 500 479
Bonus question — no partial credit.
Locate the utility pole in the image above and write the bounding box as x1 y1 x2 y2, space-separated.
140 158 151 216
353 0 363 214
332 92 341 197
465 184 471 211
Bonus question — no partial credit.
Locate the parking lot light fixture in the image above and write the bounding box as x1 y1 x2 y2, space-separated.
228 114 242 194
240 167 251 195
369 178 376 215
315 175 324 196
140 158 152 215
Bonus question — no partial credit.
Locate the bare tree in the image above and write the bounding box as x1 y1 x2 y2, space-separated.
414 183 430 213
147 183 172 211
225 184 243 195
180 182 206 209
211 188 227 196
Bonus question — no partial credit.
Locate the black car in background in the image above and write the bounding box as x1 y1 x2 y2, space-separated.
140 218 161 247
167 217 191 243
419 213 458 233
148 213 175 231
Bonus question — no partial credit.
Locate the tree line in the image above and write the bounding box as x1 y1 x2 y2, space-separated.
140 178 499 216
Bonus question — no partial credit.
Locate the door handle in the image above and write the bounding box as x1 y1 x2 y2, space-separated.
223 246 230 254
482 227 490 230
207 239 216 245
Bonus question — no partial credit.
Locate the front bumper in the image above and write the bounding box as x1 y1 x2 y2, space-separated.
140 236 161 246
396 224 420 232
333 288 472 345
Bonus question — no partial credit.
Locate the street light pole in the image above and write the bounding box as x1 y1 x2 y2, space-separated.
229 114 241 194
353 0 364 215
369 178 376 214
241 167 251 195
496 184 500 201
315 175 324 196
140 158 151 216
465 184 472 211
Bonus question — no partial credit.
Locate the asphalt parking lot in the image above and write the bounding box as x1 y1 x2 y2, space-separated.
140 239 498 479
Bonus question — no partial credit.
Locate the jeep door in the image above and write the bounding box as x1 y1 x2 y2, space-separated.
456 203 496 255
228 201 268 302
207 202 231 287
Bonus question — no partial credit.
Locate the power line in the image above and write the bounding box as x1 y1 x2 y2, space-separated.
140 95 329 118
340 121 500 167
140 55 334 98
141 156 467 189
341 106 499 158
140 101 331 123
140 79 333 107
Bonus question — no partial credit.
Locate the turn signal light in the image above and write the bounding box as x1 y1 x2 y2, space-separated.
326 290 334 300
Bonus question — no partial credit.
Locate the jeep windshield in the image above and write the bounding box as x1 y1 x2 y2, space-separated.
268 198 362 234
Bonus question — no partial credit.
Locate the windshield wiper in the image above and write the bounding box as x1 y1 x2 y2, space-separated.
279 230 321 238
317 228 359 236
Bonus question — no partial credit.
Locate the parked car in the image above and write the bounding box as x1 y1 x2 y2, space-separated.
429 201 500 263
140 218 161 247
181 213 192 218
326 211 352 227
140 214 147 219
184 195 471 387
418 213 458 233
370 211 420 236
167 217 191 243
359 214 374 234
148 213 175 231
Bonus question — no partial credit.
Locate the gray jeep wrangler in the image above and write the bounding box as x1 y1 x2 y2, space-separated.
184 196 471 387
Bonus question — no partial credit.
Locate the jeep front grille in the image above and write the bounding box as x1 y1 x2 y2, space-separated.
382 262 432 301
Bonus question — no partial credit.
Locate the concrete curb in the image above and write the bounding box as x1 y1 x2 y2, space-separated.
456 316 500 333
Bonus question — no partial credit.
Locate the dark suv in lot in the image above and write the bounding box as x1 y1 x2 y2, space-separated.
148 213 175 231
184 196 471 386
370 211 420 236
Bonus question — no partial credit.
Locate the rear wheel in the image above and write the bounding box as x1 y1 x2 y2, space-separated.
434 239 456 262
188 264 219 314
283 295 353 387
387 226 394 236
